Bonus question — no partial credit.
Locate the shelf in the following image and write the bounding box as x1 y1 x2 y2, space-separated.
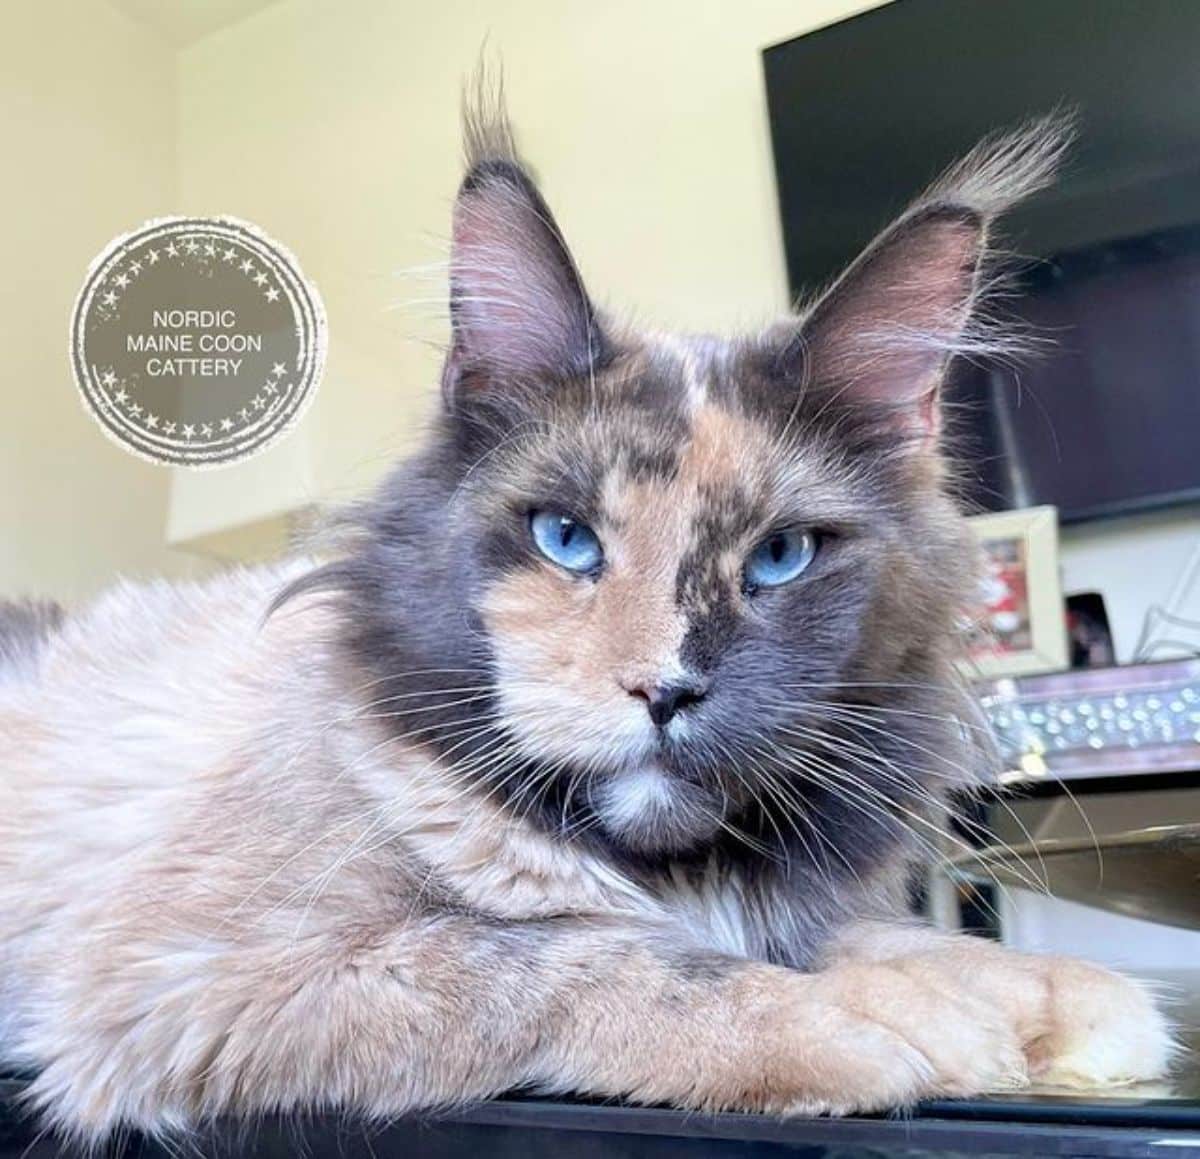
977 658 1200 785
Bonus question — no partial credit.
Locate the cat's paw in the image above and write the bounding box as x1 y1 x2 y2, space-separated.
884 947 1175 1092
1027 957 1175 1088
768 961 1030 1115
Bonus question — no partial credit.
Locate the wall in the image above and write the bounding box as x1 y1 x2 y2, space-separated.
1061 506 1200 662
0 1 198 602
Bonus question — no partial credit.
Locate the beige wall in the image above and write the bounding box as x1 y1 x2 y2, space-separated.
0 1 201 602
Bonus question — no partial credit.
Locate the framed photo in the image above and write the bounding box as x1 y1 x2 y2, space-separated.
962 505 1068 679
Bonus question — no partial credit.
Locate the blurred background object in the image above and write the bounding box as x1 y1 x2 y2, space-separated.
1066 593 1116 669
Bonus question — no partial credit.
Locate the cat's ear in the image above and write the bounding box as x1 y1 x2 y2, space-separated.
798 206 985 437
443 94 606 398
792 116 1072 439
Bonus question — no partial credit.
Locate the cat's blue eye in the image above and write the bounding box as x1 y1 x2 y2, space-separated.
529 510 604 575
745 528 817 589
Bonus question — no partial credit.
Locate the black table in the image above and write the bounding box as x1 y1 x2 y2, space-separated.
4 1077 1200 1158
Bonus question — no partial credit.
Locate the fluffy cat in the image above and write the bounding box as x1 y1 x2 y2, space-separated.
0 92 1171 1142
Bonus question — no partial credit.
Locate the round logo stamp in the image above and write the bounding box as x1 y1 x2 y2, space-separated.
70 216 326 468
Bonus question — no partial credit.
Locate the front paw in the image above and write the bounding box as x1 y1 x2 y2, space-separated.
763 962 1031 1115
885 947 1176 1091
1029 958 1175 1088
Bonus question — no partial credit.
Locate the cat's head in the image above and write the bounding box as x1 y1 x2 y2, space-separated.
323 98 1067 865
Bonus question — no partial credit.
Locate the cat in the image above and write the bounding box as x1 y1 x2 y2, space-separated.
0 89 1172 1143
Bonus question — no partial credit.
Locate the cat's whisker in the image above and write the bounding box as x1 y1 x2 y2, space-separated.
271 729 539 942
231 712 541 925
719 726 863 888
699 733 796 874
288 733 536 930
355 691 498 721
254 668 501 798
768 688 994 739
812 698 1106 889
700 759 788 866
781 709 1058 891
784 695 995 737
766 746 1010 918
775 719 1048 898
770 742 1043 916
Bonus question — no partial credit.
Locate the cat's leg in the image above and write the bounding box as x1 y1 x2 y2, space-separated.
31 914 1033 1139
823 919 1175 1088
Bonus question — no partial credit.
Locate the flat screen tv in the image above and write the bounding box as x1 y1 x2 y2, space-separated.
764 0 1200 523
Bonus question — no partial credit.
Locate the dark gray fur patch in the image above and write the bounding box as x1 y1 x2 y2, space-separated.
0 600 64 681
663 948 741 985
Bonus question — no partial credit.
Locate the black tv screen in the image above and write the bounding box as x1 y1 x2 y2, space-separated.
764 0 1200 523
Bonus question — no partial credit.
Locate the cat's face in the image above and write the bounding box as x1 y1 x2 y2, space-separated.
466 341 971 855
332 109 1062 864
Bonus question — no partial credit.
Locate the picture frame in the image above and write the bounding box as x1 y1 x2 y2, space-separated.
962 505 1069 679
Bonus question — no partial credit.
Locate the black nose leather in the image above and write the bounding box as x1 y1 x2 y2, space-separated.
635 681 708 728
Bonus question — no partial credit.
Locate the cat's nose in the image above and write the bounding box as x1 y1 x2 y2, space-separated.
626 679 708 728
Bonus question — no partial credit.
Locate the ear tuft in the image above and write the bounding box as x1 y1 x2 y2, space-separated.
445 68 606 397
925 111 1075 219
794 112 1075 439
461 65 521 176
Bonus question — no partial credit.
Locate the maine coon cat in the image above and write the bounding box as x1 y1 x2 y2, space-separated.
0 92 1171 1141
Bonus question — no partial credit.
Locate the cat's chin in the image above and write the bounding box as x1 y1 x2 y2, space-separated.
590 761 724 856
